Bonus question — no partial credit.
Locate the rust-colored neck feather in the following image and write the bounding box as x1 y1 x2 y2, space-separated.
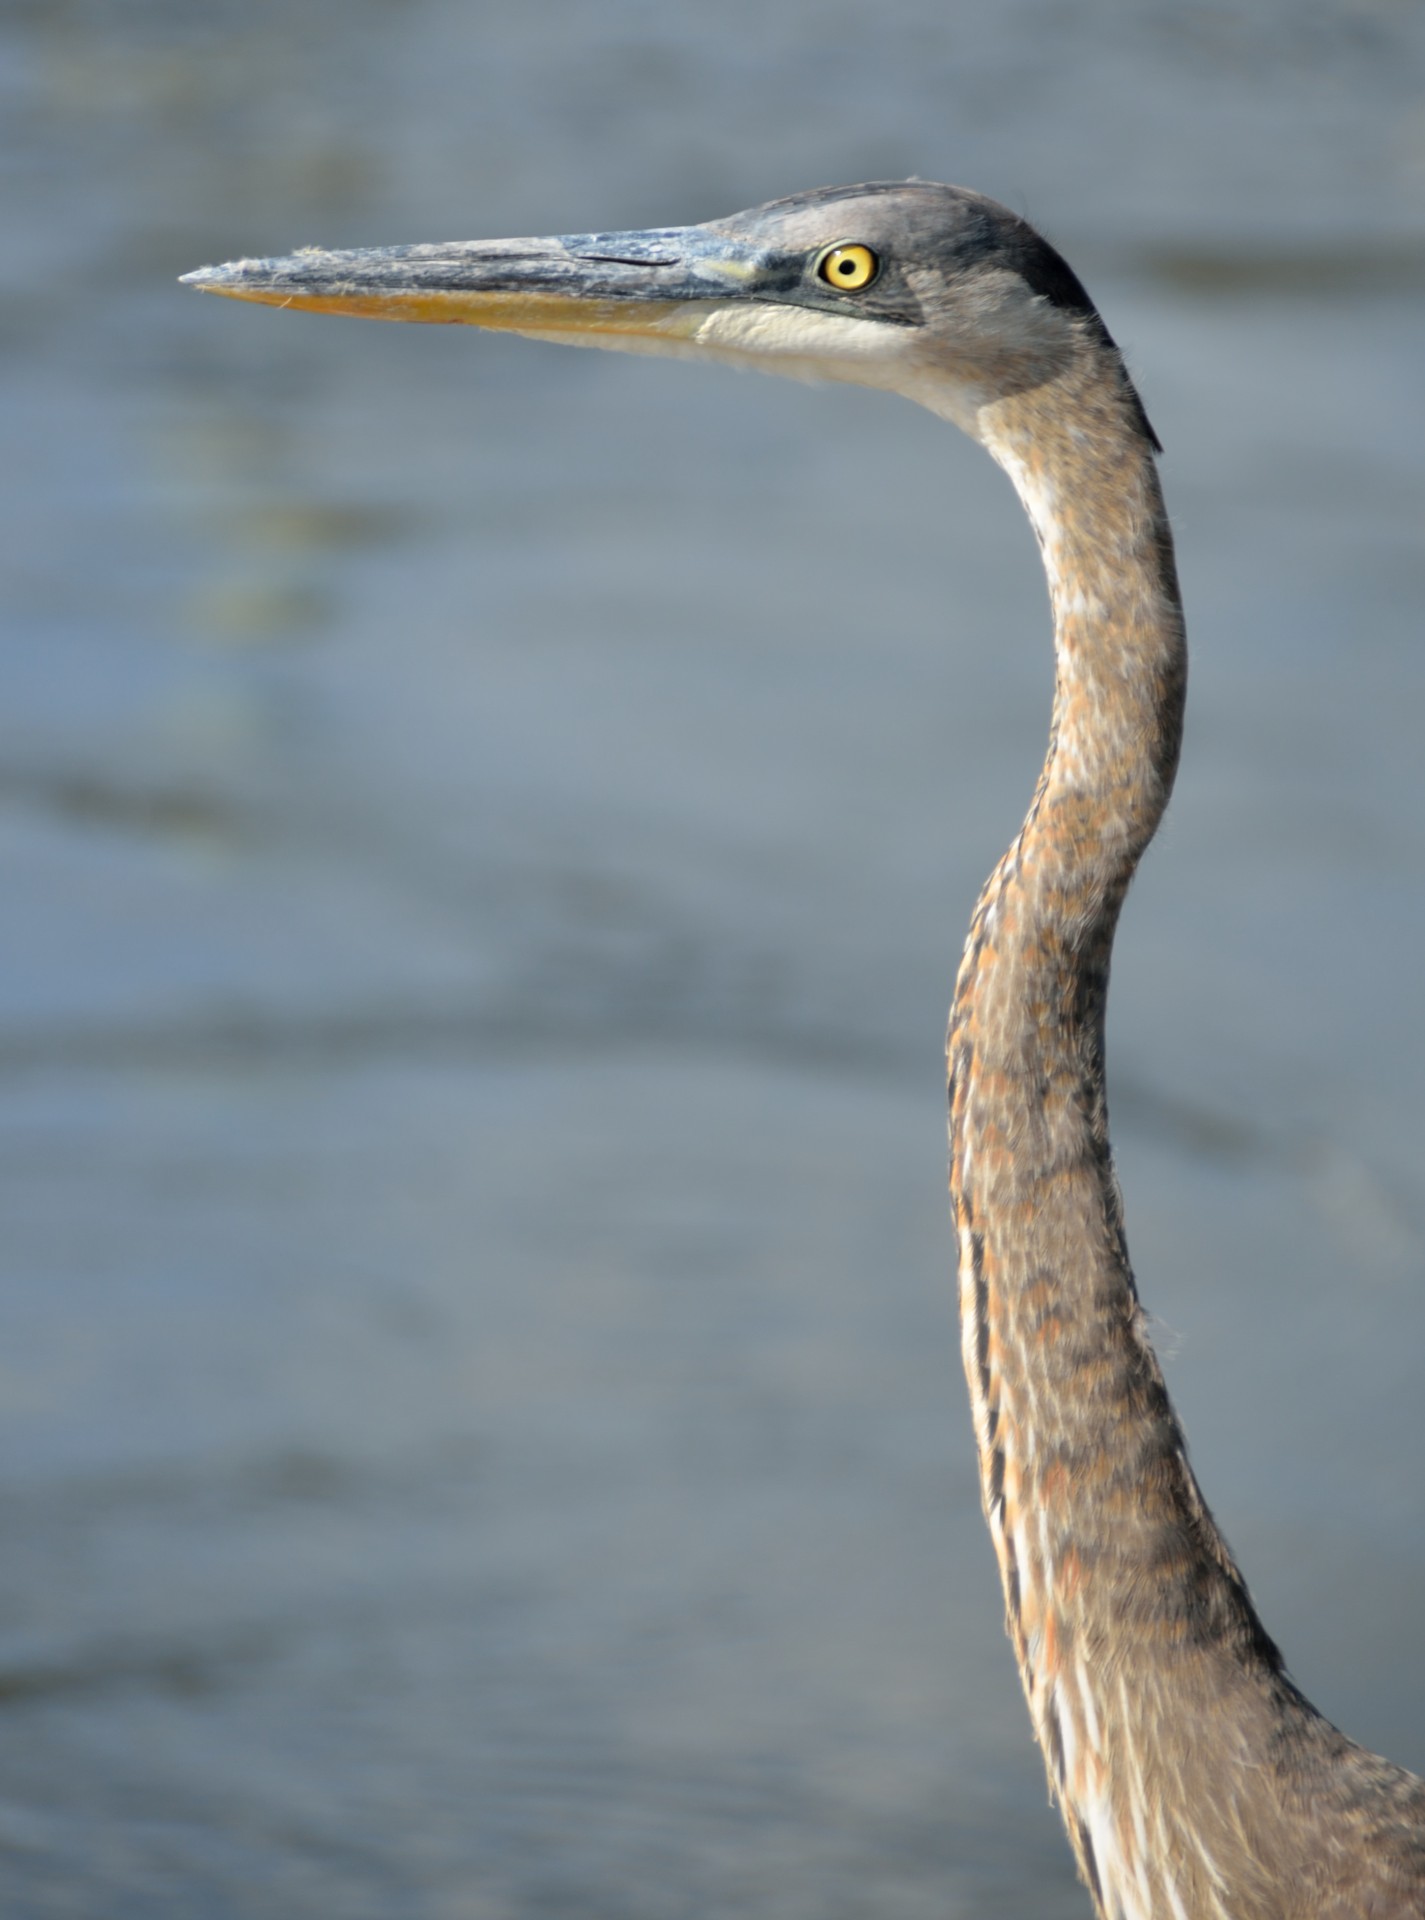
946 347 1425 1919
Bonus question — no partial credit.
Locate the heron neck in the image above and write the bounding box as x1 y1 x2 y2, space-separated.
949 365 1188 1262
946 363 1280 1910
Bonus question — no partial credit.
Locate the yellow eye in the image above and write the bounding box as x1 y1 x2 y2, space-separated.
817 243 879 292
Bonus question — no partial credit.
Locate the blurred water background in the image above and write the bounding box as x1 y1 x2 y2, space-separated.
2 1 1424 1914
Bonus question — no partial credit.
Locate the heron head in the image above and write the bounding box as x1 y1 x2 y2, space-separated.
183 182 1149 446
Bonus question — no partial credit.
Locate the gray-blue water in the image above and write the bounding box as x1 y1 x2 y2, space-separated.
2 3 1423 1913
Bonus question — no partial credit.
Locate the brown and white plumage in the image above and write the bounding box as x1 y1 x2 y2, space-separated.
185 182 1425 1917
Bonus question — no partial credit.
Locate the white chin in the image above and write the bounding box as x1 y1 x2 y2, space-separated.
512 301 988 434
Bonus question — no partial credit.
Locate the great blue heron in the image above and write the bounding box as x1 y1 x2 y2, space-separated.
185 183 1425 1917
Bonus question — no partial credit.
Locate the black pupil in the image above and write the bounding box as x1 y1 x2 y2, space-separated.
838 259 855 275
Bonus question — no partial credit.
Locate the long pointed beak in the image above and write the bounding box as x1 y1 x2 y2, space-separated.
181 226 771 341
